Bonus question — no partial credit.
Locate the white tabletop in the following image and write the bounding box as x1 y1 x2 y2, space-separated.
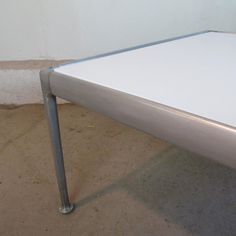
55 32 236 128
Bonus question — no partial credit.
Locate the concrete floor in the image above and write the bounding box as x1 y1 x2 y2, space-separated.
1 104 236 236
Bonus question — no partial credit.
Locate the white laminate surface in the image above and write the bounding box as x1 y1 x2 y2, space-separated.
55 32 236 128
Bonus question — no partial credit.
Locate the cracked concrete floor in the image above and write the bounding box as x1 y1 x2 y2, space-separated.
1 104 236 236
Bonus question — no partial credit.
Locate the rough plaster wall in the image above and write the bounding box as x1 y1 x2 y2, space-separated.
0 70 43 105
0 69 67 105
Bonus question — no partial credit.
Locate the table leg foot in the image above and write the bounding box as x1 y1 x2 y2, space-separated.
59 203 75 214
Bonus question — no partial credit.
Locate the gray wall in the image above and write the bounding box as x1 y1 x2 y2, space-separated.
1 0 236 60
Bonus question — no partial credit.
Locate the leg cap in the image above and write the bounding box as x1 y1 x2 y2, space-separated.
59 203 75 214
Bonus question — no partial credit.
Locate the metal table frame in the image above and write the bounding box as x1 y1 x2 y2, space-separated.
40 30 236 214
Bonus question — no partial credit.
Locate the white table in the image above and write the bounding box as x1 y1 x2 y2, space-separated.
40 31 236 214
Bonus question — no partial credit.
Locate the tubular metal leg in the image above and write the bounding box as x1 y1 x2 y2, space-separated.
41 70 74 214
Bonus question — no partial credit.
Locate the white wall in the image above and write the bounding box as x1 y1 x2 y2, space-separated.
212 0 236 31
1 0 235 61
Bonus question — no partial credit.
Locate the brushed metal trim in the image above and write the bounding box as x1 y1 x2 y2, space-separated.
54 30 214 69
49 71 236 169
